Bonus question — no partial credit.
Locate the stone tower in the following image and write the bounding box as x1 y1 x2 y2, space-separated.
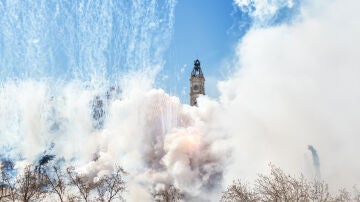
190 59 205 106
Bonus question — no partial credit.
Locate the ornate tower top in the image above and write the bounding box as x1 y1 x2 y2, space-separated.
191 59 203 77
190 59 205 106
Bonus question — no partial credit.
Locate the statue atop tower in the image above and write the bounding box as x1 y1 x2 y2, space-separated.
190 59 205 106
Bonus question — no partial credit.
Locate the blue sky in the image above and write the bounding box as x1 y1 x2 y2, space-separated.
0 0 300 103
160 0 241 102
158 0 301 103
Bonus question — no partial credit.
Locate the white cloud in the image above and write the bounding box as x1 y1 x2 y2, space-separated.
234 0 295 25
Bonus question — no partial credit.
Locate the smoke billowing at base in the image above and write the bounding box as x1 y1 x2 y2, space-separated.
1 0 360 201
0 78 226 201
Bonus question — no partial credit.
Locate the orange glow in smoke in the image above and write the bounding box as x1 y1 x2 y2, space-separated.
185 134 201 153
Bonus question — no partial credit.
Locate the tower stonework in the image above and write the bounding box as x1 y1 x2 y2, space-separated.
190 59 205 106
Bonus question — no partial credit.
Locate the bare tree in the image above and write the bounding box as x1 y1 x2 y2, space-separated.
1 160 130 202
16 165 44 202
221 180 258 202
153 184 184 202
222 164 359 202
353 186 360 202
0 184 9 201
96 166 127 202
43 166 67 202
66 166 98 202
333 188 351 202
0 160 17 201
309 180 332 202
0 180 16 202
255 164 312 201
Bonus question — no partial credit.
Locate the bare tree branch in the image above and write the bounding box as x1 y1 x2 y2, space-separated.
96 166 127 202
43 166 67 202
66 166 98 202
16 165 45 202
153 184 184 202
222 164 359 202
221 180 259 202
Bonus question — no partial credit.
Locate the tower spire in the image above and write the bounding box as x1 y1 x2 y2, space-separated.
191 59 203 76
190 59 205 106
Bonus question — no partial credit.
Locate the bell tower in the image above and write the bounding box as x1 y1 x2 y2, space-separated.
190 59 205 106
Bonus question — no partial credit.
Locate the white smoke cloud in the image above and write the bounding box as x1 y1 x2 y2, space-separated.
1 0 360 201
221 0 360 190
0 76 227 201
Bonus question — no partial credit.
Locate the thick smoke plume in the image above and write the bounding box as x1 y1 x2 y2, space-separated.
220 0 360 191
0 77 227 201
1 0 360 201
